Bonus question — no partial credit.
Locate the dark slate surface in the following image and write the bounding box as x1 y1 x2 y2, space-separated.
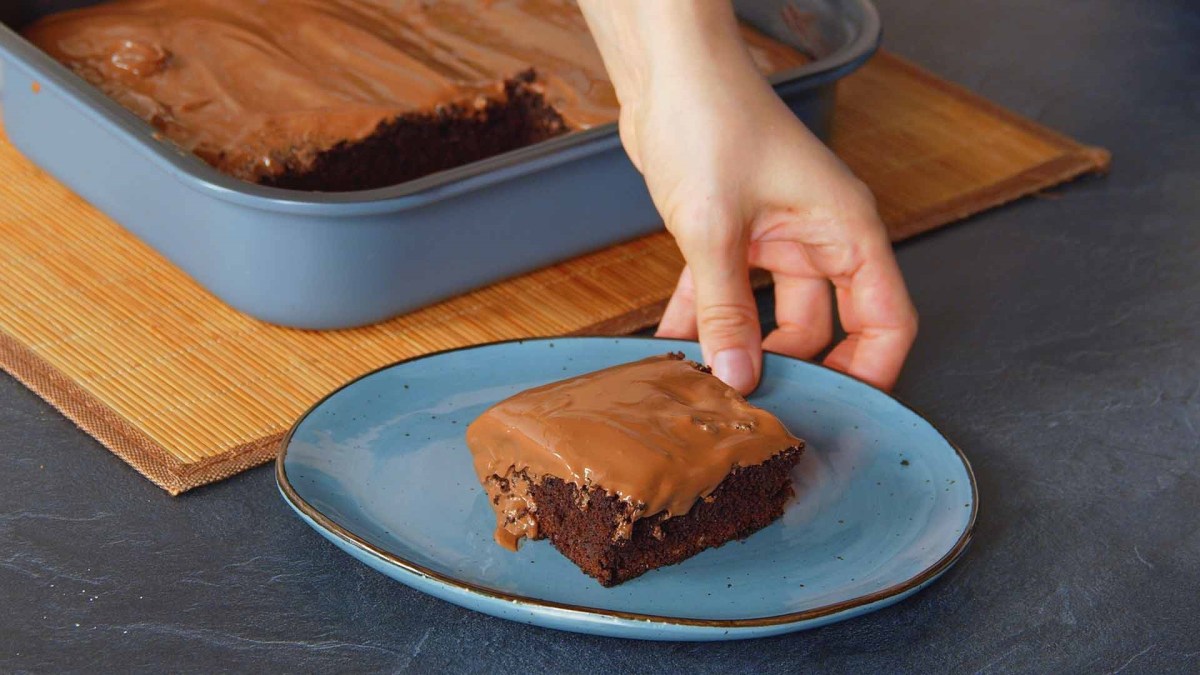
2 0 1198 671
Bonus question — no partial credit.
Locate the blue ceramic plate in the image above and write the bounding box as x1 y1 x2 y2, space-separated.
277 337 976 641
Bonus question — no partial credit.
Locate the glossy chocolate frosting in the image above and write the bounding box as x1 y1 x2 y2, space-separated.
25 0 810 184
466 354 802 550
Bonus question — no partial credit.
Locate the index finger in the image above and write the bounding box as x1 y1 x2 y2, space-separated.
822 236 917 391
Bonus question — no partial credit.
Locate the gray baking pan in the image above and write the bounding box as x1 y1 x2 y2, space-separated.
0 0 879 329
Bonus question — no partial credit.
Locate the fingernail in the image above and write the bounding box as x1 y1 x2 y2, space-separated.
712 349 756 394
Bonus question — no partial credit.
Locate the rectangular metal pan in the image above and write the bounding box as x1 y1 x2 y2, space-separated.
0 0 879 329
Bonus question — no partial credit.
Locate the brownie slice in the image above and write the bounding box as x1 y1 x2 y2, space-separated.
467 353 805 587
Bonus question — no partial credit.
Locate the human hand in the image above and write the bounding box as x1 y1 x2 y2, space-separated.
631 58 916 393
580 1 917 393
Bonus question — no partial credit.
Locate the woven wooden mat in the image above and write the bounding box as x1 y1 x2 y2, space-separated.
0 52 1108 494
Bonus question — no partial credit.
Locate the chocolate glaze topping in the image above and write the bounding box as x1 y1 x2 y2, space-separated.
466 354 802 550
25 0 809 184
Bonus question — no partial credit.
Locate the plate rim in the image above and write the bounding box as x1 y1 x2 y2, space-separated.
276 336 978 629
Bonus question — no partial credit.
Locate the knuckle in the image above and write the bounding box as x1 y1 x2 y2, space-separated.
666 202 743 250
806 177 880 231
686 226 745 261
848 177 878 210
813 238 865 279
697 302 758 339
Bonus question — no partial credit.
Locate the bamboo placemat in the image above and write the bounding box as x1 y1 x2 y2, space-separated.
0 52 1108 494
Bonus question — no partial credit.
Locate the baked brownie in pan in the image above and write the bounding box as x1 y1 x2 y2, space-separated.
23 0 809 192
4 1 874 329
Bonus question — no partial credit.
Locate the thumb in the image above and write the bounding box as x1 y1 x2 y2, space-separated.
681 230 762 394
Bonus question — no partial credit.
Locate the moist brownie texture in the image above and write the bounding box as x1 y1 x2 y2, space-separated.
24 0 810 192
260 71 567 191
466 353 804 587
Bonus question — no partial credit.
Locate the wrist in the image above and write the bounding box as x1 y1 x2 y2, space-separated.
578 1 758 110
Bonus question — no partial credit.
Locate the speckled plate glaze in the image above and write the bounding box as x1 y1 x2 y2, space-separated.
277 337 977 641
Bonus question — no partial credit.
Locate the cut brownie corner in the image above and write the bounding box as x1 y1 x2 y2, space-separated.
259 68 569 192
485 443 803 587
535 445 802 586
